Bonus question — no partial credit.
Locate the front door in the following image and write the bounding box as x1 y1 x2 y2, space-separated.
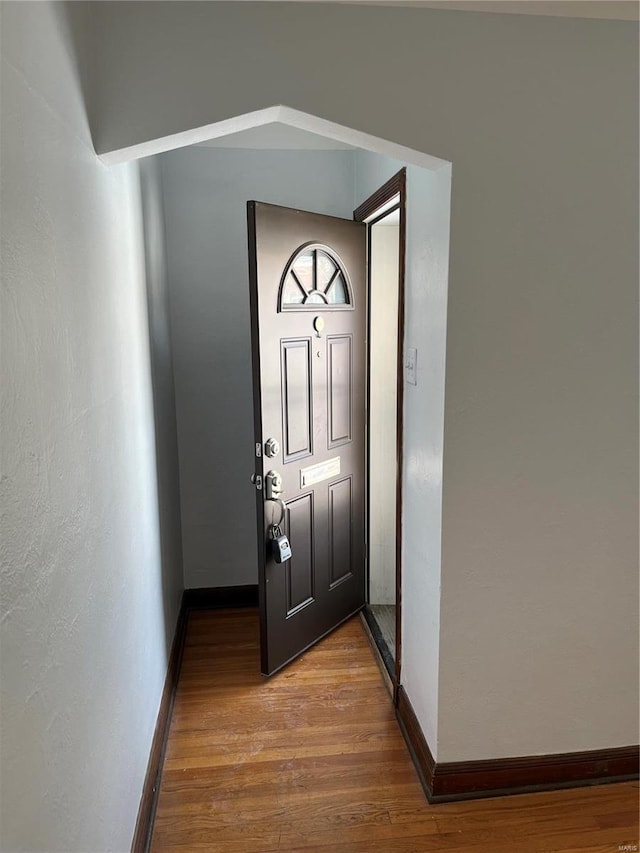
247 202 367 675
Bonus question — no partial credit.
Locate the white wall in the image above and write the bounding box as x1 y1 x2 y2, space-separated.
159 147 357 589
0 4 182 850
369 222 400 606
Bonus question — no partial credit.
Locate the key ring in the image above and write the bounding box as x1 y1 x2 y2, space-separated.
269 498 287 528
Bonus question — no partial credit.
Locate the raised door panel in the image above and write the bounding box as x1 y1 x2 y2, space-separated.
327 334 352 449
284 494 314 616
281 338 313 462
328 476 353 588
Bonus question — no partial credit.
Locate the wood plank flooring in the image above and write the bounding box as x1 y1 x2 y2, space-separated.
150 609 639 852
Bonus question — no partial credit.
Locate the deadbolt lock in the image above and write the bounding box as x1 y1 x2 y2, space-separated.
264 438 280 459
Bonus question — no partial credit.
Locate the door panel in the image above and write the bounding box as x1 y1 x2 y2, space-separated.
284 494 315 616
327 334 353 447
328 477 353 587
248 202 366 675
281 339 313 461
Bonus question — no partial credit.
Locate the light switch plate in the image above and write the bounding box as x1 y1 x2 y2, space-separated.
405 347 418 385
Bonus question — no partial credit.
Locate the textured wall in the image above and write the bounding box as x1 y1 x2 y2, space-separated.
0 4 182 850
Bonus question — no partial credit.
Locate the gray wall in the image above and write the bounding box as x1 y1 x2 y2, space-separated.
86 3 639 761
139 156 184 644
0 4 183 850
159 147 357 589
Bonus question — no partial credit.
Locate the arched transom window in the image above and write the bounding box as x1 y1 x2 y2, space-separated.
279 244 352 311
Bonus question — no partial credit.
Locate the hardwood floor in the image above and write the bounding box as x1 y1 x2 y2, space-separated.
150 609 639 852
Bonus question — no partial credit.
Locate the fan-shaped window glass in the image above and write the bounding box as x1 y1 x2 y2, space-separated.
281 246 352 310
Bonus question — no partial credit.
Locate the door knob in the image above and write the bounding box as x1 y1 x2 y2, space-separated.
265 470 283 500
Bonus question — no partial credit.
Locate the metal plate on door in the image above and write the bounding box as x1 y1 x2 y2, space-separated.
300 456 341 488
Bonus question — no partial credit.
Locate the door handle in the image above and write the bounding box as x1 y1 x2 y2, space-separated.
265 470 283 501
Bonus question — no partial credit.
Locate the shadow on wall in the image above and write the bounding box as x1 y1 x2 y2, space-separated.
139 158 185 647
63 0 185 645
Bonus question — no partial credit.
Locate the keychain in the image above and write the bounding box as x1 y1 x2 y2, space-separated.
269 523 292 564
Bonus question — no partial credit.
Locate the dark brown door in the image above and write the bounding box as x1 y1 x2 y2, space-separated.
248 202 367 675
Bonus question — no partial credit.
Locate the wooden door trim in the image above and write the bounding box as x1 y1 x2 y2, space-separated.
354 168 407 701
354 170 406 223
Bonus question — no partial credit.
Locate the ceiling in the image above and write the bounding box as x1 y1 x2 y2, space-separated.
194 2 637 154
211 1 639 21
197 123 356 150
413 2 639 20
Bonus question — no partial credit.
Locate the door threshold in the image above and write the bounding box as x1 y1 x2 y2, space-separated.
359 611 394 700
